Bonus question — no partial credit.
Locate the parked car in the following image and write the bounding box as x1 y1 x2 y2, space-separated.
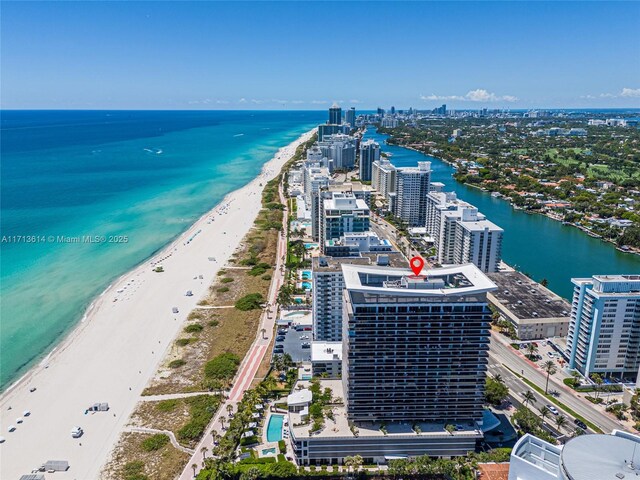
301 342 311 349
276 336 285 341
546 405 559 415
574 418 588 430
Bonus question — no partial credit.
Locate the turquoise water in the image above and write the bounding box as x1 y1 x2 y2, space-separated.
364 128 640 299
266 414 284 442
301 282 312 290
0 110 325 389
262 447 276 455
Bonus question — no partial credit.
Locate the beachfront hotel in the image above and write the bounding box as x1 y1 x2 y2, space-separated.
291 263 496 465
566 274 640 383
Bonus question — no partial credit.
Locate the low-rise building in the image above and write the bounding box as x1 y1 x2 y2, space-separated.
487 271 571 340
311 342 342 378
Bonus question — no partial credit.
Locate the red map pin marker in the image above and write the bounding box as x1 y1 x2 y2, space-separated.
410 256 424 276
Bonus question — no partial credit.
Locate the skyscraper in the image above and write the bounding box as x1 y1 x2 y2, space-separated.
358 139 380 182
341 263 495 423
393 161 431 226
345 107 356 128
329 103 342 125
566 275 640 383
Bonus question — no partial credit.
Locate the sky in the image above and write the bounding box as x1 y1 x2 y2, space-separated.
1 1 639 110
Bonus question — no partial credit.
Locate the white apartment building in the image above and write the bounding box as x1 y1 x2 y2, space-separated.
426 191 503 273
566 275 640 382
371 158 396 201
393 161 432 226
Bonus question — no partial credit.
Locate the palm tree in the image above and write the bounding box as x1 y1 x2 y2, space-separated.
591 373 604 399
542 360 557 394
201 446 208 467
526 342 538 359
191 463 198 478
226 403 234 417
523 390 536 408
493 373 503 383
219 415 226 429
555 414 567 431
539 405 550 424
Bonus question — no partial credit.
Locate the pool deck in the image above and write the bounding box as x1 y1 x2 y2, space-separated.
258 411 288 457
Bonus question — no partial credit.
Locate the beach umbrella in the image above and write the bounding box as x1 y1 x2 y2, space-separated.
7 425 16 432
23 410 31 417
0 436 5 442
15 417 23 424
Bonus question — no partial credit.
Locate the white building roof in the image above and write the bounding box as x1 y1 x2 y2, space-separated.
341 263 497 296
287 388 312 407
311 342 343 362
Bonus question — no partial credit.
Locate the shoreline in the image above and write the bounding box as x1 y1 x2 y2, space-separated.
386 136 640 256
0 128 315 479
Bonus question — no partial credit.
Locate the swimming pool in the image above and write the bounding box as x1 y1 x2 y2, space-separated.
266 414 284 442
304 243 319 249
262 447 276 455
301 282 312 290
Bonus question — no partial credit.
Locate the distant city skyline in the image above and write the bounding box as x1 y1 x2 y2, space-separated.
1 1 639 110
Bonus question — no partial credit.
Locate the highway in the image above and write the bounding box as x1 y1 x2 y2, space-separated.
489 332 625 434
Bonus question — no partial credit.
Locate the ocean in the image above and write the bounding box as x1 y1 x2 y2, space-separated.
0 110 325 389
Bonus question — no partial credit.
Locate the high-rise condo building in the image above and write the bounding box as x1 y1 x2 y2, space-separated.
358 139 380 182
329 103 342 125
393 161 432 227
341 263 495 423
317 134 356 171
371 158 396 202
345 107 356 128
566 275 640 383
319 192 370 253
310 183 373 241
426 191 503 273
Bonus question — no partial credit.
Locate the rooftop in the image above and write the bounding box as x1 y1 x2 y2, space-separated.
288 380 482 440
488 271 571 320
287 388 312 407
311 342 342 362
561 431 640 479
312 252 407 272
341 263 497 297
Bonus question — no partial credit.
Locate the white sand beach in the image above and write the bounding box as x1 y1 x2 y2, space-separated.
0 130 314 479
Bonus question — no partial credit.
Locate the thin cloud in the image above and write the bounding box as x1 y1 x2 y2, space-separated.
621 87 640 98
420 89 518 103
311 100 329 105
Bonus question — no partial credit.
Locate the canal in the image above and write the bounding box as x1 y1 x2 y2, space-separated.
363 128 640 299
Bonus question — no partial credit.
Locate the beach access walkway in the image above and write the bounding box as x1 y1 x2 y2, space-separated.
176 178 290 479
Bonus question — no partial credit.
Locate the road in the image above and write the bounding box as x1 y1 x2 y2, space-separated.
489 332 625 434
177 182 289 479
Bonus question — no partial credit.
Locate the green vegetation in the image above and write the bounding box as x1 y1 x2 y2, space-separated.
141 433 170 452
176 395 221 444
176 337 196 347
156 399 179 412
248 262 272 276
168 359 186 369
484 375 509 405
235 293 264 311
204 352 241 387
221 277 234 283
184 323 204 334
123 460 149 480
216 287 230 293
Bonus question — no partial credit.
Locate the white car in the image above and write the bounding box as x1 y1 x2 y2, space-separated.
546 405 559 415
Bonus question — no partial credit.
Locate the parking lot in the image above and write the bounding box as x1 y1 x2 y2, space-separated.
273 325 312 362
